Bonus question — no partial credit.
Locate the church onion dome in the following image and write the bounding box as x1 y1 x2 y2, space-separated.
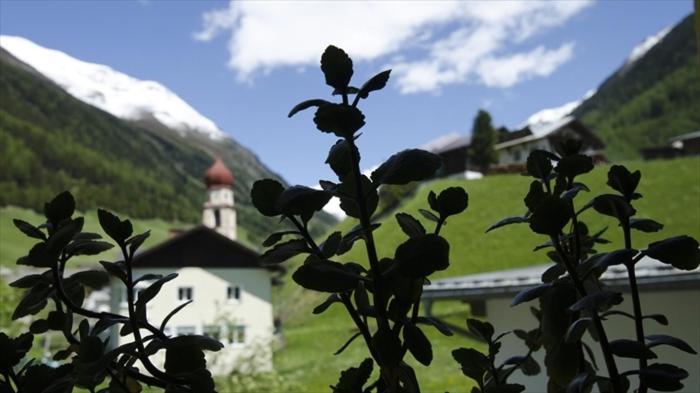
204 158 234 188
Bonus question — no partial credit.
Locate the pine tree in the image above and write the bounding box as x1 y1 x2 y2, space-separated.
468 109 497 171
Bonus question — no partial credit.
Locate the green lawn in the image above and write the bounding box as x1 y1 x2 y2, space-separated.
273 157 700 392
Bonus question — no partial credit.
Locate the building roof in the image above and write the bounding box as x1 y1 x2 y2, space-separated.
669 130 700 143
131 225 279 271
204 158 234 188
422 257 700 301
494 116 605 151
422 133 471 154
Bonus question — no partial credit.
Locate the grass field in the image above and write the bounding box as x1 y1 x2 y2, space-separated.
272 157 700 392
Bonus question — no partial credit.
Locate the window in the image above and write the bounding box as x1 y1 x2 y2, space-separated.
203 325 221 341
214 209 221 227
227 285 241 302
228 325 246 345
178 287 193 301
175 325 196 336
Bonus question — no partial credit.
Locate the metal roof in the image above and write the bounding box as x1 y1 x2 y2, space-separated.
494 116 575 150
669 130 700 142
423 256 700 301
422 133 471 154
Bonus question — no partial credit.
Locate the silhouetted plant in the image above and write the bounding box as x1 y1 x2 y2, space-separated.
251 45 469 392
486 142 699 392
452 317 541 393
3 191 222 392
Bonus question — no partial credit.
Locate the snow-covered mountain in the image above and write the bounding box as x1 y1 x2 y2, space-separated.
521 24 672 128
0 35 225 140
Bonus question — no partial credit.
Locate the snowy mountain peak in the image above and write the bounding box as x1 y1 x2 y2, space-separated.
522 89 595 127
0 35 225 140
625 26 671 65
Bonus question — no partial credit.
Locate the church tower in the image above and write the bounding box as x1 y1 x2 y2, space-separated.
202 158 237 240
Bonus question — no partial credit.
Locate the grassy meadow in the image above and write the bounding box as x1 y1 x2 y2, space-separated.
272 157 700 392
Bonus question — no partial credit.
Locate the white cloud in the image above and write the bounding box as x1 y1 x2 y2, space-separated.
195 1 592 92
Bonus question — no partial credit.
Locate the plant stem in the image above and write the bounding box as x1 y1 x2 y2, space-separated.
623 222 647 393
346 137 389 330
340 293 377 360
552 237 622 393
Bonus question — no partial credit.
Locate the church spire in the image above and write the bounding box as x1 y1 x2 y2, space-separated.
202 158 237 240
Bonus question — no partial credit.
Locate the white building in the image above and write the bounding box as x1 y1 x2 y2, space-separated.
495 116 606 165
423 258 700 392
110 158 277 374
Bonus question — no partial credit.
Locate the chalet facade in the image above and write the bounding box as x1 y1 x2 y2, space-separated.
494 116 605 166
109 158 277 374
425 117 604 177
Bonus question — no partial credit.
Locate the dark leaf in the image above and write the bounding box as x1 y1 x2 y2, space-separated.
593 249 638 270
97 209 132 244
288 99 330 117
646 334 697 354
467 318 494 343
314 104 365 138
452 347 489 381
260 239 309 265
332 358 373 393
371 149 441 185
332 86 360 95
592 194 636 222
639 364 688 392
127 231 150 255
276 185 332 221
395 234 449 278
0 332 33 372
354 282 371 314
321 45 353 90
292 260 359 293
135 273 178 308
524 181 546 212
415 316 453 336
485 216 528 233
12 284 51 319
565 318 592 343
569 291 622 312
262 231 298 247
100 261 126 282
251 179 285 217
419 209 440 223
313 293 340 315
529 196 571 235
13 219 46 240
428 190 438 212
357 69 391 99
326 139 359 179
629 218 664 233
526 150 557 179
44 191 75 226
336 222 380 255
511 283 553 306
560 183 590 201
67 240 114 256
404 323 433 366
321 231 343 258
607 165 641 200
29 319 49 334
397 363 420 393
436 187 469 217
521 356 541 376
69 270 109 289
372 329 401 367
557 154 593 179
541 263 566 283
395 213 425 238
610 339 656 359
9 273 48 288
645 235 700 270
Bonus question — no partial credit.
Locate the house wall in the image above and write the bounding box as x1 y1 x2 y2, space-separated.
497 138 552 165
485 288 700 392
110 266 273 374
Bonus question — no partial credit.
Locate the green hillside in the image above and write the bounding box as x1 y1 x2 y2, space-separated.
0 50 333 245
575 14 700 159
273 157 700 392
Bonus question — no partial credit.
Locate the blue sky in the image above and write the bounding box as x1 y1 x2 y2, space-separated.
0 1 693 186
